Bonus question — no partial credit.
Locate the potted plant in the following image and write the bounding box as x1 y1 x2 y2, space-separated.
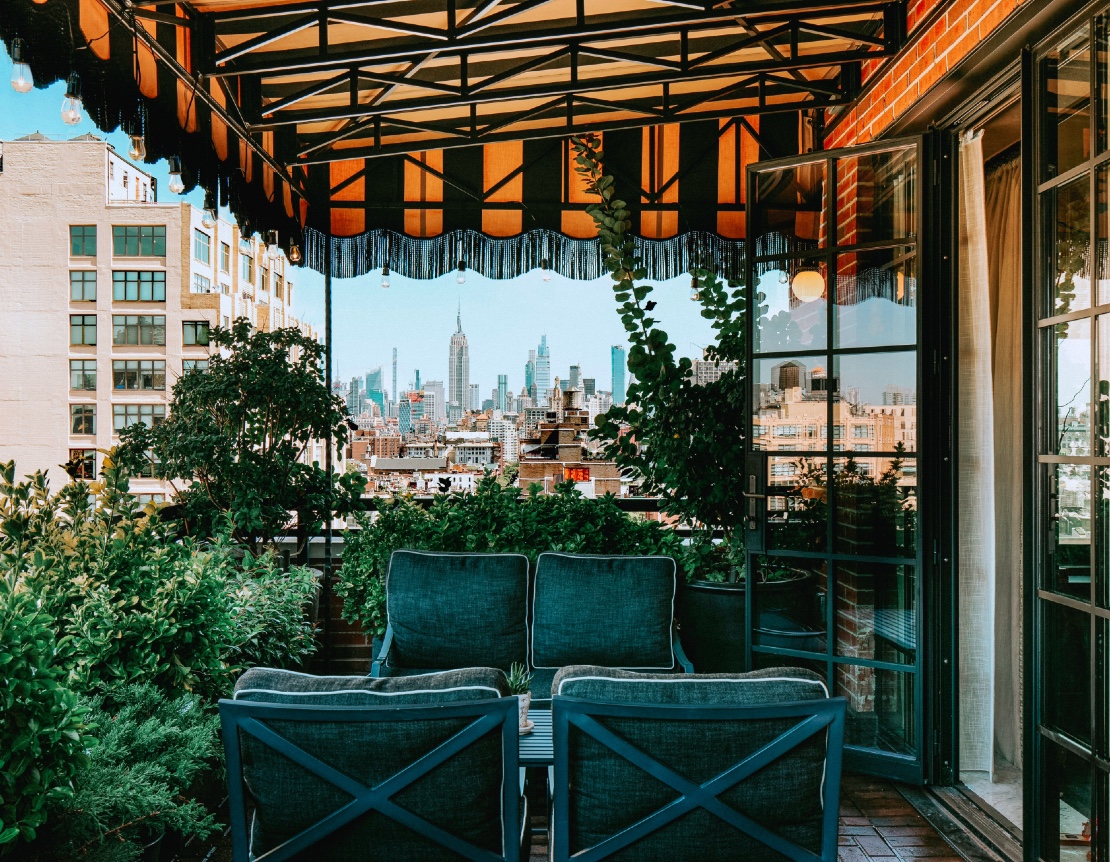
570 134 752 671
507 663 534 734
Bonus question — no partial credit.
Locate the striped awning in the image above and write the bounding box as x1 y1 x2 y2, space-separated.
2 0 905 277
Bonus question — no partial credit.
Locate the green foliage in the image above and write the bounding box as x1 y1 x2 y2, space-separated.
31 685 221 862
119 318 366 554
336 476 685 636
506 663 533 695
1 456 319 701
570 135 749 558
0 576 93 853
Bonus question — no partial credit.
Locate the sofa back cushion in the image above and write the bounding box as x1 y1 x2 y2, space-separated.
387 550 530 671
230 667 511 861
553 666 833 862
532 553 675 669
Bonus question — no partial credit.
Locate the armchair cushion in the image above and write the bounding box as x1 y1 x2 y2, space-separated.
234 665 511 704
386 550 530 672
532 553 676 669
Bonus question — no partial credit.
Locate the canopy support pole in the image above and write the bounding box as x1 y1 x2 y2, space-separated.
323 239 334 668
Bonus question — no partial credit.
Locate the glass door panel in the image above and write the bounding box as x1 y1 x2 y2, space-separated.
748 139 924 780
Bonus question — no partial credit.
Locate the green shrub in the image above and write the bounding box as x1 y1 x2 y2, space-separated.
0 576 93 853
336 477 685 636
31 684 221 862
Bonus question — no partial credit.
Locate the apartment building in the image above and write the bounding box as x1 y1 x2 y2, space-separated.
0 134 312 499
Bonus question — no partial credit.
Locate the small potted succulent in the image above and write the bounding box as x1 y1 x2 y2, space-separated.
507 662 533 734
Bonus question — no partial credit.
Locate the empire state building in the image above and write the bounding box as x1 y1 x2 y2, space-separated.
448 304 470 414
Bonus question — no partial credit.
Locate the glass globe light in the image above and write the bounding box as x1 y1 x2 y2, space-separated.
128 134 146 161
288 242 302 265
60 72 83 126
381 265 390 289
166 156 185 194
791 270 825 303
10 39 33 94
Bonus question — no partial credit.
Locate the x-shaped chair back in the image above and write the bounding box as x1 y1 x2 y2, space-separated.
552 696 846 862
219 697 520 862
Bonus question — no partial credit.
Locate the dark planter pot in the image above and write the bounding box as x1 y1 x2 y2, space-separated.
678 574 821 673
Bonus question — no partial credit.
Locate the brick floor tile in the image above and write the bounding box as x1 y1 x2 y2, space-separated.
841 816 872 826
884 836 939 846
842 826 880 836
877 826 936 837
856 836 897 856
838 845 873 862
869 816 927 826
894 845 962 857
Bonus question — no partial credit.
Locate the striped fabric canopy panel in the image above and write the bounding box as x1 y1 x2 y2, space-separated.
2 0 905 276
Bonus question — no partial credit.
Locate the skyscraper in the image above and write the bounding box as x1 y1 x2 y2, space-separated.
497 374 508 412
611 345 626 406
535 335 551 406
470 383 480 411
392 348 398 418
568 364 580 389
425 380 446 422
525 350 536 401
448 303 470 414
366 366 383 394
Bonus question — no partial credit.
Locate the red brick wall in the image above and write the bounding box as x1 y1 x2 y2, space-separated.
827 0 1031 149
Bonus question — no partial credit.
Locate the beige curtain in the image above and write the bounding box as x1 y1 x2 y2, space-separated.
985 155 1023 771
958 130 996 776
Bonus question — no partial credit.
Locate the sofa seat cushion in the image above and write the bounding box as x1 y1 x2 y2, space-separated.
234 666 510 705
552 666 832 862
387 550 530 672
532 553 676 669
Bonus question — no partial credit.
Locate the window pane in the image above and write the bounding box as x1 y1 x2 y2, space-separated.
753 257 827 353
834 351 917 453
1043 600 1092 744
835 248 917 349
70 360 95 390
768 457 827 552
1048 463 1092 602
836 146 917 246
839 664 916 755
70 271 95 302
752 158 828 251
833 456 917 558
1041 742 1094 862
753 355 828 452
1049 318 1091 456
1042 28 1092 181
752 556 827 655
1044 172 1091 316
70 404 95 435
70 225 96 256
68 449 95 479
834 562 916 667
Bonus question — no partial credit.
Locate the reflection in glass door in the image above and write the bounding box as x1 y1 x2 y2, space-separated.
746 140 923 779
1033 14 1109 862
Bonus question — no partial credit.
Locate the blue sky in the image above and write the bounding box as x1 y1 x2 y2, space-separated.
0 50 715 398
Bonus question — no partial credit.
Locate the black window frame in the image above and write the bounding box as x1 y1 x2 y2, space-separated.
70 314 97 345
183 321 211 347
112 314 166 346
70 225 97 256
112 225 167 257
112 270 166 302
70 403 96 435
69 270 97 302
69 359 96 391
194 228 211 264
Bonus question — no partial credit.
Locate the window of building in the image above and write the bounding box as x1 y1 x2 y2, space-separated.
112 403 165 432
71 404 96 435
70 359 96 391
69 270 96 302
134 493 165 505
109 161 114 180
134 451 161 479
112 270 166 302
69 448 96 479
274 274 284 301
112 314 166 346
70 314 96 345
261 266 270 291
122 171 128 189
851 425 873 439
220 242 231 272
183 321 210 346
70 225 97 257
854 443 873 452
183 359 209 374
770 461 796 477
113 359 166 390
194 229 211 264
240 252 254 283
777 425 798 437
192 273 212 294
221 315 230 327
112 225 166 257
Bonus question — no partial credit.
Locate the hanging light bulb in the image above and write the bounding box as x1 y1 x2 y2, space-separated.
791 269 825 303
690 275 700 302
201 189 217 229
381 265 390 289
776 269 789 284
266 230 281 260
540 258 552 282
166 156 185 195
10 38 33 94
60 71 83 125
128 133 146 161
288 241 302 265
456 260 466 285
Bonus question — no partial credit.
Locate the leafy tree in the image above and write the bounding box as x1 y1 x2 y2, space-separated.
570 135 748 576
120 319 365 553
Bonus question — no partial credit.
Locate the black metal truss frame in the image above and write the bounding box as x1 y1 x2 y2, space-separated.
167 0 904 166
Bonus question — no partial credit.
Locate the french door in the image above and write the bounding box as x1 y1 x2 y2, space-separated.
744 138 928 780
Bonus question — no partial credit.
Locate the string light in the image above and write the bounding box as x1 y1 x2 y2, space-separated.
128 134 146 161
266 230 281 261
288 241 302 265
10 38 33 94
381 265 390 289
540 258 552 282
166 156 185 194
690 274 700 302
60 71 83 125
201 189 217 229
